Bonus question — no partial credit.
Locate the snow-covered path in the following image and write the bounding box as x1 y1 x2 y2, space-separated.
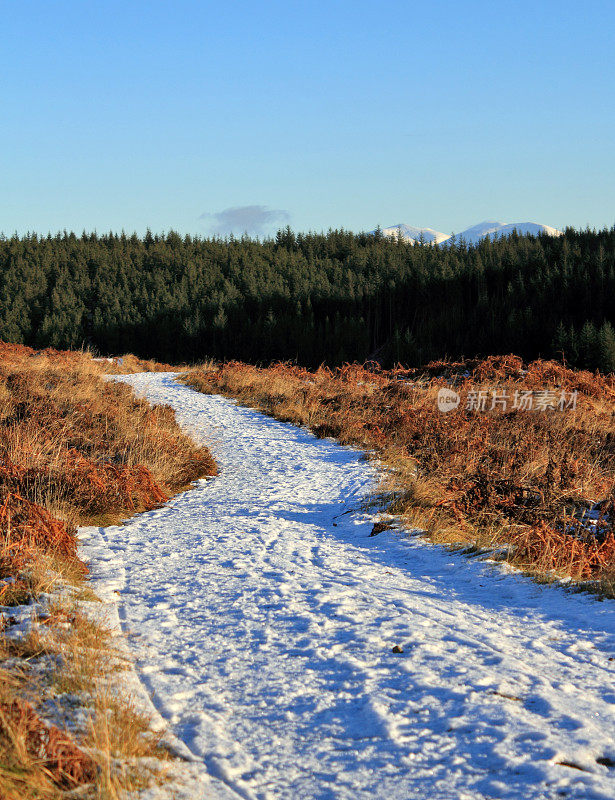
81 373 615 800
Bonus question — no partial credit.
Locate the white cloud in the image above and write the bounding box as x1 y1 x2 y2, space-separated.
200 205 291 236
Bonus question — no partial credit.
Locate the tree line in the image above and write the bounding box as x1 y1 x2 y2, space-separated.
1 225 614 370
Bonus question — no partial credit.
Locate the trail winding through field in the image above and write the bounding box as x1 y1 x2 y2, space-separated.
80 372 615 800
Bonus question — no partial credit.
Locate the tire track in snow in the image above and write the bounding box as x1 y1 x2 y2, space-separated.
81 373 615 800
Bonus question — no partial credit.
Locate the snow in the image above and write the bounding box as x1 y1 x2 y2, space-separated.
380 224 450 245
80 372 615 800
453 220 564 244
375 220 563 246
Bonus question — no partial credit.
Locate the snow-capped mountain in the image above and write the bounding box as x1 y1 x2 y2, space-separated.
452 220 563 245
377 220 563 245
380 224 450 245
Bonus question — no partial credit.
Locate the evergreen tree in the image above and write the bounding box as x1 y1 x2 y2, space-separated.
599 321 615 373
578 321 599 369
0 225 613 369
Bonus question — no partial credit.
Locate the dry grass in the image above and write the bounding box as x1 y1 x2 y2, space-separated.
0 341 217 797
184 356 615 592
0 635 97 800
1 344 215 508
100 353 175 374
0 602 169 800
0 677 95 800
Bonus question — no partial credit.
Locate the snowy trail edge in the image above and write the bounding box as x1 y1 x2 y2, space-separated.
81 373 615 800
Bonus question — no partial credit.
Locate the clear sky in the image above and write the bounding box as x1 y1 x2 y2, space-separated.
2 0 614 237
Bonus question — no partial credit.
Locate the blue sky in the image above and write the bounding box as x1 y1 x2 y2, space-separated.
2 0 614 237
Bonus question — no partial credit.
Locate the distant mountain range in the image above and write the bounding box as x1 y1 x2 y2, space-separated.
377 220 563 245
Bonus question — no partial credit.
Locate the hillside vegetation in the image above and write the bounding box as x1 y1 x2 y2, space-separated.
1 227 615 370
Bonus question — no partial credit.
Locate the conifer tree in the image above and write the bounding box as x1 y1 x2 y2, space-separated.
599 321 615 373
